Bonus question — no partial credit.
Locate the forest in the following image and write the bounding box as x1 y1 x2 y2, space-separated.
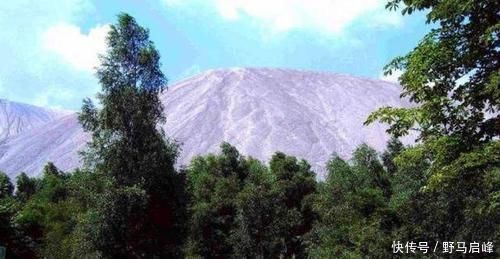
0 0 498 258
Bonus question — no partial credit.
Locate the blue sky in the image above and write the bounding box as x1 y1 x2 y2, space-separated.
0 0 431 110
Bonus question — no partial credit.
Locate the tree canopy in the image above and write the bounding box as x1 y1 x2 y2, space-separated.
367 0 499 145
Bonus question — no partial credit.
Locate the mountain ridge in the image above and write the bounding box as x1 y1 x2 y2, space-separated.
0 68 412 179
0 98 69 141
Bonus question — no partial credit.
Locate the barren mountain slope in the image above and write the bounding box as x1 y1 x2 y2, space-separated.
0 114 87 177
0 68 412 178
160 68 411 176
0 99 67 140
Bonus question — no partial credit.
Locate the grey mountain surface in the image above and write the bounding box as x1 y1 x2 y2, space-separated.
0 99 67 140
0 68 412 179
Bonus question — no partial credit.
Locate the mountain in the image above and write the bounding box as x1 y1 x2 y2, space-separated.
0 68 413 179
0 114 87 177
0 99 67 141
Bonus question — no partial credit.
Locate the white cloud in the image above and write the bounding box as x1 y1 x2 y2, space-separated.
165 0 401 34
379 69 403 83
0 0 103 110
42 23 110 72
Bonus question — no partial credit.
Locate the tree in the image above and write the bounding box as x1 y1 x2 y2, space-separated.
0 171 14 199
0 196 37 258
186 145 319 258
308 145 398 258
185 143 249 257
307 156 358 258
0 173 29 258
15 173 38 202
231 159 285 258
78 13 186 258
381 137 404 175
365 1 500 256
352 144 392 199
366 0 499 145
42 162 62 177
12 163 73 258
388 144 429 208
269 152 317 258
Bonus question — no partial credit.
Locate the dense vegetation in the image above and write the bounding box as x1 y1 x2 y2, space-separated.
1 1 498 258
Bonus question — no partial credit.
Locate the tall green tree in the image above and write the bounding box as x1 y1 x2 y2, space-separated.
0 196 36 258
366 0 500 255
308 145 398 258
381 137 404 175
269 152 317 258
0 171 14 199
307 156 358 258
230 158 287 258
185 142 249 257
7 163 70 258
15 173 38 203
367 0 499 145
388 144 429 209
186 144 319 258
0 173 20 256
78 13 186 258
352 144 392 199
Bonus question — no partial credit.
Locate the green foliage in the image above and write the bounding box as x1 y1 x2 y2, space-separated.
231 164 285 258
307 145 395 258
381 137 404 175
363 1 500 257
15 173 38 202
389 144 429 209
352 144 392 199
42 162 62 177
269 152 317 258
78 13 169 187
76 13 186 258
0 171 14 199
185 143 250 257
368 0 499 144
399 141 500 245
185 144 318 258
0 195 38 258
2 141 496 258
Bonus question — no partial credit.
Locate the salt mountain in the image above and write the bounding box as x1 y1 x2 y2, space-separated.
0 68 412 179
0 99 67 141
